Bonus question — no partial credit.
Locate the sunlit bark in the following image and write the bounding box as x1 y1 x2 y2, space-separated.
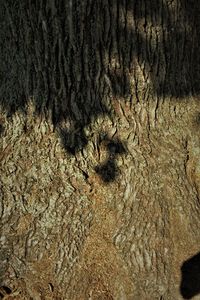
0 1 200 299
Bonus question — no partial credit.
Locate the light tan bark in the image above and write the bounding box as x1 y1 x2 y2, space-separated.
0 1 200 299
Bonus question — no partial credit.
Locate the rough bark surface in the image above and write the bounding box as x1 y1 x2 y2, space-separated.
0 0 200 299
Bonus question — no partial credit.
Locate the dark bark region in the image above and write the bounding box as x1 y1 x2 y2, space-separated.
1 0 200 124
1 0 200 183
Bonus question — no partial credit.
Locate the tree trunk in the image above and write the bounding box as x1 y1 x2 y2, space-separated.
0 1 200 299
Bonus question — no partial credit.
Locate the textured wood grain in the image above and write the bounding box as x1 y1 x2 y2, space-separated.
0 0 200 299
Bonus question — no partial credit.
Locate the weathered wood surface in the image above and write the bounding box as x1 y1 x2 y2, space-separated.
0 1 200 299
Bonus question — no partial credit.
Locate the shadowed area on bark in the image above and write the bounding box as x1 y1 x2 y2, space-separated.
0 0 199 184
0 286 12 299
0 1 200 298
95 138 126 183
180 252 200 299
0 124 4 136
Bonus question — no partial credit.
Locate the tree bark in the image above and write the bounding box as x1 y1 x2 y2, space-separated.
0 0 200 299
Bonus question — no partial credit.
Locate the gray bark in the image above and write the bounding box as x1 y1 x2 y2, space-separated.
0 0 200 299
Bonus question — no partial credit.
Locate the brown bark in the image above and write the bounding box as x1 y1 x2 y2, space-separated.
0 0 200 299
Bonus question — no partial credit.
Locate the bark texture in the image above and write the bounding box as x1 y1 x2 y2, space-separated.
0 0 200 299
